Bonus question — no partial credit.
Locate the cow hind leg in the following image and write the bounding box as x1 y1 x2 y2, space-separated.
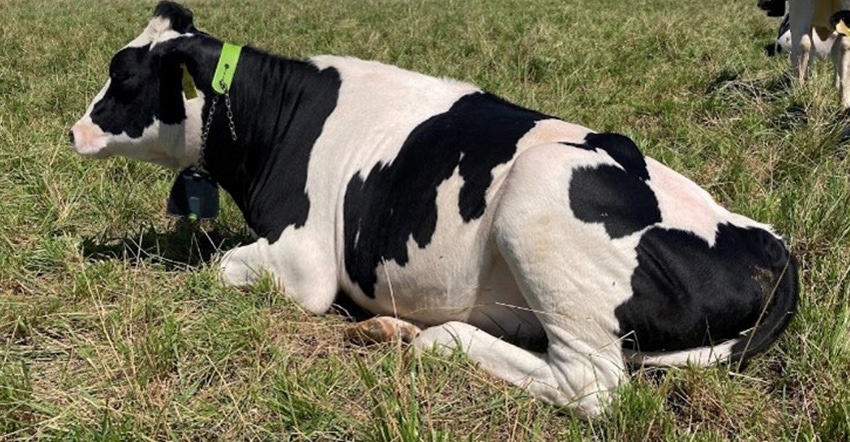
414 322 622 418
410 143 639 417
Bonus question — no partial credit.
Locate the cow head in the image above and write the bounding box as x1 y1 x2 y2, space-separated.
70 2 208 169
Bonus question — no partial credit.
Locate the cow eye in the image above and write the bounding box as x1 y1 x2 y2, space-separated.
110 71 131 82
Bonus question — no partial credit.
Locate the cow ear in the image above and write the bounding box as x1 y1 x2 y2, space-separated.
153 1 194 33
832 11 850 36
157 47 192 124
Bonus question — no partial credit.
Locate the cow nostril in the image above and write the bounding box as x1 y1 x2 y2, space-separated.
68 129 75 145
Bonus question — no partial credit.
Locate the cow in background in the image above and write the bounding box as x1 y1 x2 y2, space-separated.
787 0 850 108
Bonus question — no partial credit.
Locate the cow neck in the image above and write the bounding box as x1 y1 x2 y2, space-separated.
192 42 241 175
198 43 342 241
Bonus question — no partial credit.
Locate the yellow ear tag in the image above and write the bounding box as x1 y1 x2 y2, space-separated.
837 19 850 37
181 64 198 99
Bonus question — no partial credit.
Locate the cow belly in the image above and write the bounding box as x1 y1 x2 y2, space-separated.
340 168 542 340
351 250 541 341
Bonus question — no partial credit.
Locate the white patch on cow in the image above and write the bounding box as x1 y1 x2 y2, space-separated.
307 56 480 176
125 16 192 49
516 118 593 149
644 158 723 245
645 157 776 245
181 89 205 167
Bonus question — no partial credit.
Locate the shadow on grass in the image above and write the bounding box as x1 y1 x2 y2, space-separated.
80 220 253 271
704 69 793 98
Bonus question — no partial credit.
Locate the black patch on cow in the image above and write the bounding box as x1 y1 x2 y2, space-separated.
563 132 650 180
343 92 550 297
565 132 658 239
568 165 660 239
90 47 166 138
584 133 650 180
615 224 796 353
202 47 342 243
830 10 850 31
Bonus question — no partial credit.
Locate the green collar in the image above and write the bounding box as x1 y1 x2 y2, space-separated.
212 42 243 94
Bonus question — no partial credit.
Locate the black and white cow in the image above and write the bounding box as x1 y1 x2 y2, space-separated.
787 0 850 108
70 2 799 417
771 13 836 58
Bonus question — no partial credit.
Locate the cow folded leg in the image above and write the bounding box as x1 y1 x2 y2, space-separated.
414 321 623 418
220 241 269 287
219 237 338 314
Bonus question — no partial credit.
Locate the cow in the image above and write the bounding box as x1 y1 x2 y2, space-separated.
770 13 836 58
70 1 799 417
787 0 850 108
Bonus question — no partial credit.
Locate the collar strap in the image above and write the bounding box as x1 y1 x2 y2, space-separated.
212 42 243 94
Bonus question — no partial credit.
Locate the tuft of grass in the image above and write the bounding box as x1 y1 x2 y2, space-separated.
1 0 849 440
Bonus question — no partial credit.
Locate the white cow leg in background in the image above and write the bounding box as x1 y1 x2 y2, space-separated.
789 0 815 82
833 31 850 109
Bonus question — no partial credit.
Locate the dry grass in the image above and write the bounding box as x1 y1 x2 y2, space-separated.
1 0 849 440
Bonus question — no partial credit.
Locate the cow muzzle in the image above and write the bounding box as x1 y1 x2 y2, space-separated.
69 119 110 157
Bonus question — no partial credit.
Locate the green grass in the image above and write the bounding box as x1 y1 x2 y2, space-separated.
1 0 849 440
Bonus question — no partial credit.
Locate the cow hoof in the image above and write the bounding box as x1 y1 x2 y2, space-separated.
344 317 421 345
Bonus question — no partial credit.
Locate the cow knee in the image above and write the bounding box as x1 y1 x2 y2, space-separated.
546 342 625 418
220 242 267 287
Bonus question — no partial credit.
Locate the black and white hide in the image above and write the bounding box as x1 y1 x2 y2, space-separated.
771 13 836 58
70 1 799 417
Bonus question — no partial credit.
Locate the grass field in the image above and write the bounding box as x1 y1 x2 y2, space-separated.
2 0 849 440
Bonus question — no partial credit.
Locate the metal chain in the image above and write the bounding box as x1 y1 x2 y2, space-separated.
196 84 237 173
223 88 237 142
197 94 218 173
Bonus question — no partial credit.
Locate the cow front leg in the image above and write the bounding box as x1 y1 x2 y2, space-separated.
414 321 625 418
789 0 815 83
220 241 269 287
220 236 339 314
833 31 850 109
